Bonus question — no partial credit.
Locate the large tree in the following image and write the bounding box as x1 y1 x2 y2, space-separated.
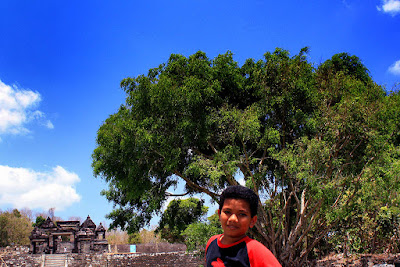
92 48 400 266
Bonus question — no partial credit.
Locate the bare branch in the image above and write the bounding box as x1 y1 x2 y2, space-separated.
208 141 218 154
173 170 219 201
165 191 190 197
241 139 258 193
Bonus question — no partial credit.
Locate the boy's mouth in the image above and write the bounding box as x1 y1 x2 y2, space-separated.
226 225 239 230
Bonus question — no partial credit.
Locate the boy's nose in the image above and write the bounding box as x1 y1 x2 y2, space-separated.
228 214 239 222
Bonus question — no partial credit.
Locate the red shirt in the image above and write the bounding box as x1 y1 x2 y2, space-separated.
205 234 281 267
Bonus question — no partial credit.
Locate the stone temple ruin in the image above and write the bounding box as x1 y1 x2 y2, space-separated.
29 215 108 254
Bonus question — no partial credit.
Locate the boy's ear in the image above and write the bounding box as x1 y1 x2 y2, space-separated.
249 215 257 228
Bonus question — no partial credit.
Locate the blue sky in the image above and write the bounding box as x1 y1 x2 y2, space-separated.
0 0 399 228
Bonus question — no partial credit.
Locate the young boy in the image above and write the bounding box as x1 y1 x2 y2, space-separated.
205 185 281 267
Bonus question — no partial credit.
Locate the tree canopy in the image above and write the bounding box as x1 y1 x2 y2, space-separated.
183 211 222 254
0 209 33 246
92 48 400 265
155 197 207 243
32 216 46 227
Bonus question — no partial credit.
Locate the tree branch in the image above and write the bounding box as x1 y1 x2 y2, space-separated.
241 139 258 193
165 191 191 197
173 170 219 201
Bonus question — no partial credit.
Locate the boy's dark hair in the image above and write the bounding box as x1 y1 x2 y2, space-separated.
219 185 259 218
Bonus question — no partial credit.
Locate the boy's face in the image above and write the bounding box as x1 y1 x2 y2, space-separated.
218 198 257 244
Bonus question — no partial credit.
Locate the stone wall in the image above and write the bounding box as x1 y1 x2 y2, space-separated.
110 242 187 253
0 246 42 267
68 252 203 267
0 246 203 267
4 247 400 266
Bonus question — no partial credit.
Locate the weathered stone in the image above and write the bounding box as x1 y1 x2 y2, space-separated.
66 252 203 267
29 215 108 254
1 246 203 267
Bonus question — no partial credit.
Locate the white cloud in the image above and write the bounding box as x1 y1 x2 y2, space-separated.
45 120 54 129
377 0 400 15
0 165 81 211
0 80 54 136
389 60 400 75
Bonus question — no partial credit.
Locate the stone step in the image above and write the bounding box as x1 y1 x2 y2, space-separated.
44 254 67 267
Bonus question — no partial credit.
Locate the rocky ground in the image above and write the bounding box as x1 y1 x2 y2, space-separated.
311 253 400 266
